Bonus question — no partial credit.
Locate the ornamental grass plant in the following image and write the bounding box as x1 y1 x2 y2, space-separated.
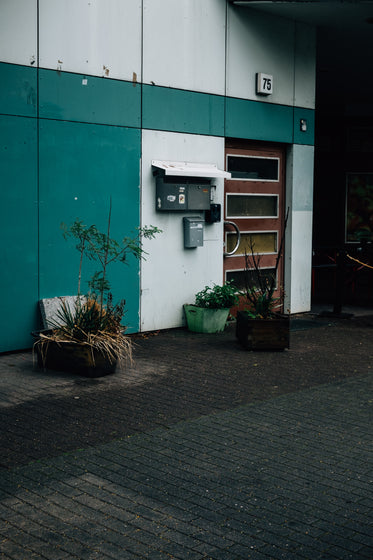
34 200 161 368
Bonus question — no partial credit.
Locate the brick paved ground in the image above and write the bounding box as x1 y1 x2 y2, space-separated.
0 314 372 559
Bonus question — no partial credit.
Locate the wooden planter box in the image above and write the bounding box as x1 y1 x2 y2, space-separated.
33 333 117 378
236 311 290 351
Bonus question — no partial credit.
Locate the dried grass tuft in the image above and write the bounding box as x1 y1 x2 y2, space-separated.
34 328 133 369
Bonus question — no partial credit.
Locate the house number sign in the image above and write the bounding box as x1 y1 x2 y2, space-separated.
256 73 273 95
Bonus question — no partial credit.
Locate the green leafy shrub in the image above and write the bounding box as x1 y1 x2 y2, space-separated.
195 281 238 309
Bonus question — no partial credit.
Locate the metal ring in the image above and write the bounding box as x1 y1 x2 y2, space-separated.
224 221 241 256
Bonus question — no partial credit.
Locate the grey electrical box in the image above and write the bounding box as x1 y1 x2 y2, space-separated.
156 177 211 211
183 217 204 248
187 184 211 210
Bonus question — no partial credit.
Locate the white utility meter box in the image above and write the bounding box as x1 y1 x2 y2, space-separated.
183 217 204 248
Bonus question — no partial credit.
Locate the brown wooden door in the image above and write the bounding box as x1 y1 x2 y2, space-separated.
224 140 286 312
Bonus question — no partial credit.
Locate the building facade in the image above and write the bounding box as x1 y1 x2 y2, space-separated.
0 0 315 352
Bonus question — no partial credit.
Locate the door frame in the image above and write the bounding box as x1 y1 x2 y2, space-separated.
224 138 287 312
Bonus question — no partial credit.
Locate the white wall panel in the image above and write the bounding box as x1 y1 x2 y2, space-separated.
294 23 316 109
285 211 313 313
0 0 37 66
285 145 314 313
143 0 226 95
141 130 225 332
290 144 314 212
39 0 141 81
226 7 295 105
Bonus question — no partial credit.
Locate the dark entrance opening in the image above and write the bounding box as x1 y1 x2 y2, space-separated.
312 20 373 307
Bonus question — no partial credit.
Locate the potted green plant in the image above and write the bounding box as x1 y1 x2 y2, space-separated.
33 201 161 377
184 281 238 333
236 210 290 351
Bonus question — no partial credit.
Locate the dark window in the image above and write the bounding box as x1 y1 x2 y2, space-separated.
227 155 279 180
226 268 277 292
226 194 278 218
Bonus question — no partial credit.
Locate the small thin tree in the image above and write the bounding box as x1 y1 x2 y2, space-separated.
242 208 289 318
61 199 161 309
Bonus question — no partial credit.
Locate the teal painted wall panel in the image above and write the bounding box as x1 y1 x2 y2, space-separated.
39 69 141 127
143 85 225 136
0 115 38 351
0 63 37 118
293 107 315 145
39 120 141 332
225 97 294 144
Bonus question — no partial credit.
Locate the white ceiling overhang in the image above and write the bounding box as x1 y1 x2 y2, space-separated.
228 0 373 36
152 160 231 179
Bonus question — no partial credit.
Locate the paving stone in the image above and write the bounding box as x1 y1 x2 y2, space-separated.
1 319 373 559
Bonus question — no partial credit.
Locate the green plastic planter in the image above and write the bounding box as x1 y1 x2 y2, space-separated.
183 305 230 333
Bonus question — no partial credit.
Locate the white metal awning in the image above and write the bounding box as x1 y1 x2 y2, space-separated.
152 160 231 179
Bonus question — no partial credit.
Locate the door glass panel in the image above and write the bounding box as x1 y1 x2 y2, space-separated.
226 268 277 291
226 232 277 255
227 194 278 217
227 155 279 180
